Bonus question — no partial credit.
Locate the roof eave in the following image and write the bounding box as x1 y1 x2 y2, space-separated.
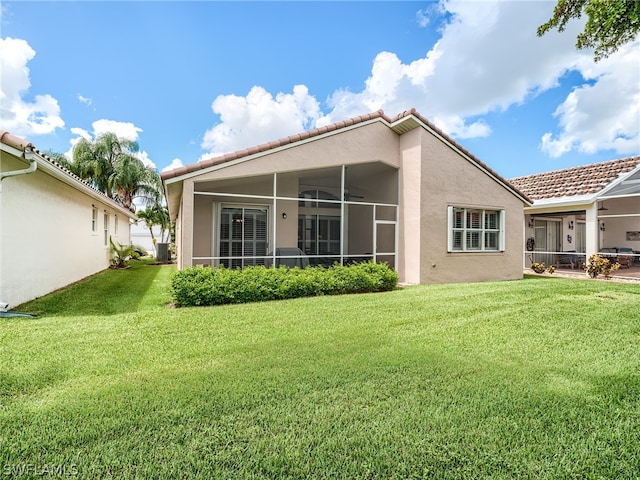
1 131 137 220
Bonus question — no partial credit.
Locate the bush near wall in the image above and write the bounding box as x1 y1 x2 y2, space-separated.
171 262 399 307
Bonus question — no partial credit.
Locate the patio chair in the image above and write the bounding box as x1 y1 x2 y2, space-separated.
265 247 310 268
617 248 634 269
554 252 578 269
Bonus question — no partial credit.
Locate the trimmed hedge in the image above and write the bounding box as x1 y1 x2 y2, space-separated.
170 261 399 307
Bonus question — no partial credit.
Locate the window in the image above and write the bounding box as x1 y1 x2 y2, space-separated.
448 207 504 252
298 189 341 209
114 215 118 235
104 213 109 246
92 207 98 232
298 214 341 255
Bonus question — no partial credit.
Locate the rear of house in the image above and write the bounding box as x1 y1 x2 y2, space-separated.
0 131 137 308
162 109 530 284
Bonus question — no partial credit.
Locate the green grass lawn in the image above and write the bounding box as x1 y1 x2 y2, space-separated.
2 261 639 479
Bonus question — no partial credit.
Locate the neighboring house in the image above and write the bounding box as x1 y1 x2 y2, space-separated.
0 131 137 309
130 222 162 255
161 109 530 284
509 156 640 269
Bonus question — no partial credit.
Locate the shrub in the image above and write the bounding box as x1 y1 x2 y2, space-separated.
530 262 556 274
109 237 144 269
585 254 620 279
171 261 399 307
530 262 547 274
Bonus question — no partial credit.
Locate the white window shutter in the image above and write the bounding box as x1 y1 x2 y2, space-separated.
447 206 453 252
500 210 506 252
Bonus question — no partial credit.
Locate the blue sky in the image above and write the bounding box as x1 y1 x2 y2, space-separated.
1 1 639 179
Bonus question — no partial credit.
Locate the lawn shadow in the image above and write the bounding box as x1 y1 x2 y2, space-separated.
16 260 170 317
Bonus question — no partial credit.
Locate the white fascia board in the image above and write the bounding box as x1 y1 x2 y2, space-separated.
525 194 596 212
0 142 25 159
163 118 385 185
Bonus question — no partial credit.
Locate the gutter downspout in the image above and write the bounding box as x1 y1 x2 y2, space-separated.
0 146 38 190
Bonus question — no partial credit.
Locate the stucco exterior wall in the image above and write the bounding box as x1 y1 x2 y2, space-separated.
0 153 132 307
416 128 524 283
193 194 213 262
398 129 423 284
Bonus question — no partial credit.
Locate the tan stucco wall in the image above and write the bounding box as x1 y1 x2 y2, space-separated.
193 194 213 262
275 175 299 249
398 129 423 284
414 128 524 283
179 179 194 268
0 152 132 307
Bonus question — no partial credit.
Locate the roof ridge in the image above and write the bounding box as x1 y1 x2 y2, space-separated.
509 155 640 200
510 155 640 181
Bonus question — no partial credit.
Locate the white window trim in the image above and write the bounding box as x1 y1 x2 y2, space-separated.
447 206 505 253
104 212 109 246
91 206 98 233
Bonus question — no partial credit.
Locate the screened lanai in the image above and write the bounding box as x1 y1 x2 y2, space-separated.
189 162 399 269
520 162 640 270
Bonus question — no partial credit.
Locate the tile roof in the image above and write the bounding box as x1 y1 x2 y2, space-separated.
0 130 137 217
160 108 530 204
509 156 640 200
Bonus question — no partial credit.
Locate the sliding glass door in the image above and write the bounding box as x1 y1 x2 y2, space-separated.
219 206 268 268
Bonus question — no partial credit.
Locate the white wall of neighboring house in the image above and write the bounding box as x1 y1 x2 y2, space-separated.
130 222 164 255
1 138 136 309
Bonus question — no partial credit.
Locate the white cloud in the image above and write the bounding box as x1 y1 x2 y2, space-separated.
199 0 638 160
541 40 640 158
91 119 142 141
415 9 430 28
77 94 92 106
0 37 64 137
135 150 155 169
319 0 592 139
162 158 184 173
200 85 321 158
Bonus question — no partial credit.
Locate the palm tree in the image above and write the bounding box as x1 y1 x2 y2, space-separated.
73 132 139 199
136 204 171 255
136 207 159 254
109 155 161 211
71 132 163 211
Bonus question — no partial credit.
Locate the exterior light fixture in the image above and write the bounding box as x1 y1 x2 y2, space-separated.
528 218 534 229
282 212 287 219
